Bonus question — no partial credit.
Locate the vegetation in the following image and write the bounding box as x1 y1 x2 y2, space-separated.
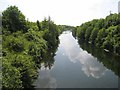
2 5 120 89
75 13 120 55
2 6 60 88
58 25 75 34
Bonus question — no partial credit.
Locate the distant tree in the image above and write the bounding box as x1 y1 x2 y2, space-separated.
0 14 2 34
36 20 41 31
41 17 48 29
0 13 1 27
77 27 85 41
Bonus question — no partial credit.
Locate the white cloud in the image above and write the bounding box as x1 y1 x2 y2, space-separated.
0 0 119 26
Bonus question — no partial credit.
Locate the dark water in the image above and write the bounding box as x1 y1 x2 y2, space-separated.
34 31 119 88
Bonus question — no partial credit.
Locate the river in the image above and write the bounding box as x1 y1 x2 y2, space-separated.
34 31 119 88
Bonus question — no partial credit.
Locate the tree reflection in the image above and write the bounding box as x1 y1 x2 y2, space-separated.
78 40 120 77
37 40 59 70
34 40 59 88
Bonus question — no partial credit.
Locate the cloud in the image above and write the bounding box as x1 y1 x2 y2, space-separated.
1 0 119 26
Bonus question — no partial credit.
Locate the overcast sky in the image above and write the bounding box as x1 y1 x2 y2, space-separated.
0 0 119 26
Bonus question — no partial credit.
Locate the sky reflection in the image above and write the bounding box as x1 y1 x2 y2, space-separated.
35 31 118 88
35 68 57 88
59 31 107 78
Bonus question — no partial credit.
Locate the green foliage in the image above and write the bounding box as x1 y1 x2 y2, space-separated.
2 6 28 32
85 26 93 41
2 6 60 89
96 28 107 47
3 32 28 53
105 14 119 28
76 13 120 55
11 54 37 88
58 25 75 32
77 27 86 41
42 17 59 48
102 35 114 51
41 17 49 29
2 58 23 88
72 27 77 38
36 20 41 31
2 54 37 88
89 28 99 44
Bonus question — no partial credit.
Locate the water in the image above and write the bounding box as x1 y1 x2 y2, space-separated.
35 31 119 88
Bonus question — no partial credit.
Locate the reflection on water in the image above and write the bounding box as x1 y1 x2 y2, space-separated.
35 69 57 88
59 31 107 78
34 39 59 88
78 40 120 78
35 31 119 88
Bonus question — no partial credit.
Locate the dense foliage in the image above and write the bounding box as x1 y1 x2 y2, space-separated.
2 6 60 88
2 6 28 33
75 13 120 55
58 25 75 34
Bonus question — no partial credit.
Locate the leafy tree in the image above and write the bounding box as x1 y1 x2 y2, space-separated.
102 35 114 52
95 28 107 47
42 17 59 48
2 6 28 32
89 28 99 44
85 26 93 41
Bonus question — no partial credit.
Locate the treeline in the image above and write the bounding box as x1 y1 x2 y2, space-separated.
2 6 60 88
75 13 120 55
58 25 75 33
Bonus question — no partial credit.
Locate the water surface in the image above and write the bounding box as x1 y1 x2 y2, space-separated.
35 31 119 88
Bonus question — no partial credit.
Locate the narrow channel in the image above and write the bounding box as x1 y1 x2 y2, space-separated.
34 31 119 88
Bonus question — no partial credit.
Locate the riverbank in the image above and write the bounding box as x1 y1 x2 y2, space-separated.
2 6 60 88
74 13 120 55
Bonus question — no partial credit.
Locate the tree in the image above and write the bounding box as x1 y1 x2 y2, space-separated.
0 14 2 34
89 28 99 44
102 35 114 51
41 17 48 29
85 26 93 41
95 28 107 47
42 18 59 48
36 20 41 31
0 13 1 27
104 14 119 28
2 6 28 32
